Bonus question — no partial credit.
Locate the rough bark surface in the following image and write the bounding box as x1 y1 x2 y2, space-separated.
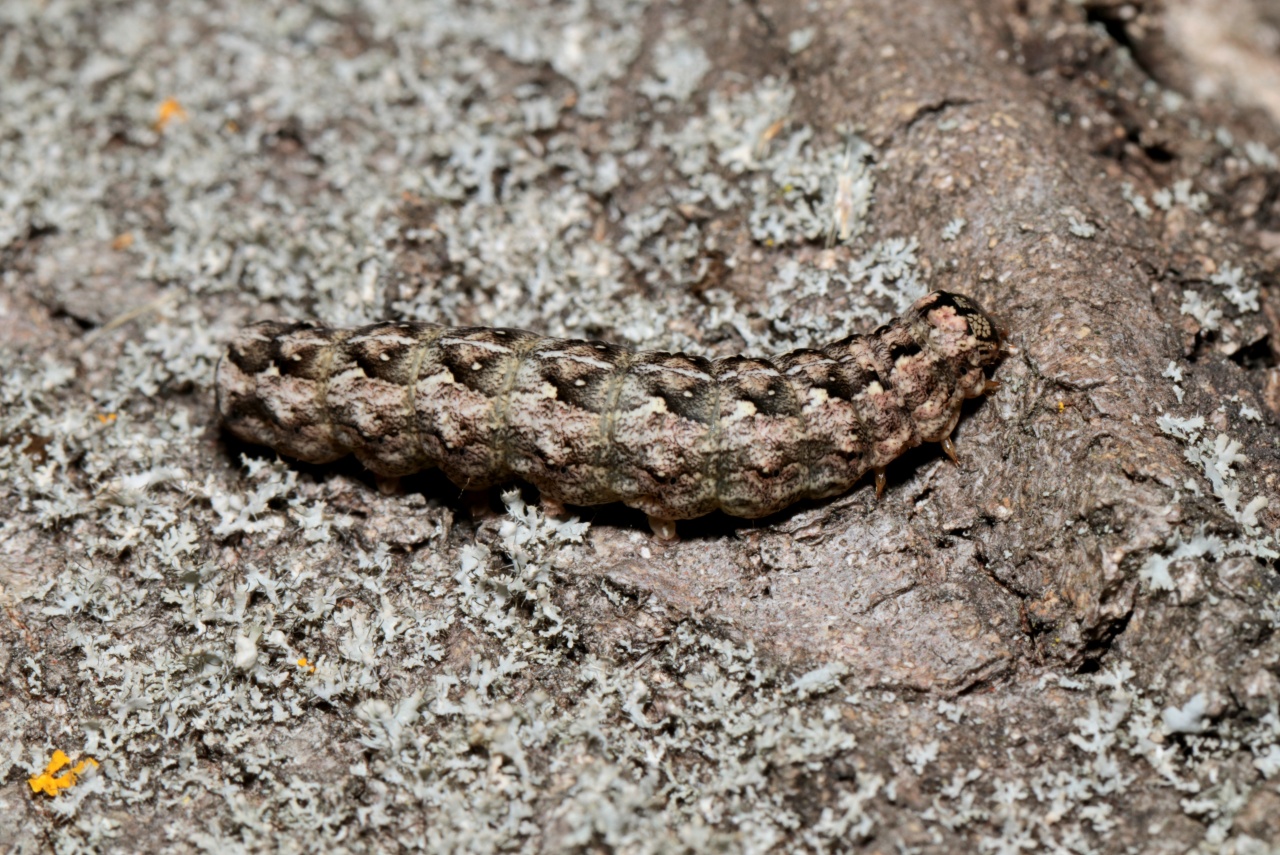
3 0 1280 851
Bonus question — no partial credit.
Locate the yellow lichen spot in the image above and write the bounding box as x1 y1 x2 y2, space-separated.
225 119 240 133
155 97 188 131
111 232 134 251
1057 400 1066 413
296 657 316 673
28 750 98 797
97 413 117 424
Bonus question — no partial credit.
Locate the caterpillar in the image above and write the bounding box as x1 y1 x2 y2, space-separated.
216 291 1006 539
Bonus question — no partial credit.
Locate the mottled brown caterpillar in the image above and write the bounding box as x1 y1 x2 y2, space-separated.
216 291 1005 538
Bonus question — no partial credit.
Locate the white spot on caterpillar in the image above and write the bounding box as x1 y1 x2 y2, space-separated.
441 337 511 354
291 335 331 348
352 332 418 347
639 396 668 417
419 369 456 389
804 387 830 412
727 400 757 422
538 350 615 370
333 366 367 383
786 358 836 374
636 363 713 382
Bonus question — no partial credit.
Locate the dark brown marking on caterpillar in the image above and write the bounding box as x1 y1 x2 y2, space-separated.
216 291 1006 530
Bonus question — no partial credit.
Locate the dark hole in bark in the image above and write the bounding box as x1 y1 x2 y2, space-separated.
1084 8 1134 54
1230 334 1275 371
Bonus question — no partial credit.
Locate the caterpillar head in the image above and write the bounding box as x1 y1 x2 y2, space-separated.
911 290 1006 368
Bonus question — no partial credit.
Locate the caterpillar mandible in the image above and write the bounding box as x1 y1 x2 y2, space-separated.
216 291 1006 539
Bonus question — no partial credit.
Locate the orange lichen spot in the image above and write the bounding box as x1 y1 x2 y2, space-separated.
28 750 98 797
224 119 239 133
759 117 786 147
296 657 316 673
155 97 188 131
96 413 117 424
111 232 134 251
